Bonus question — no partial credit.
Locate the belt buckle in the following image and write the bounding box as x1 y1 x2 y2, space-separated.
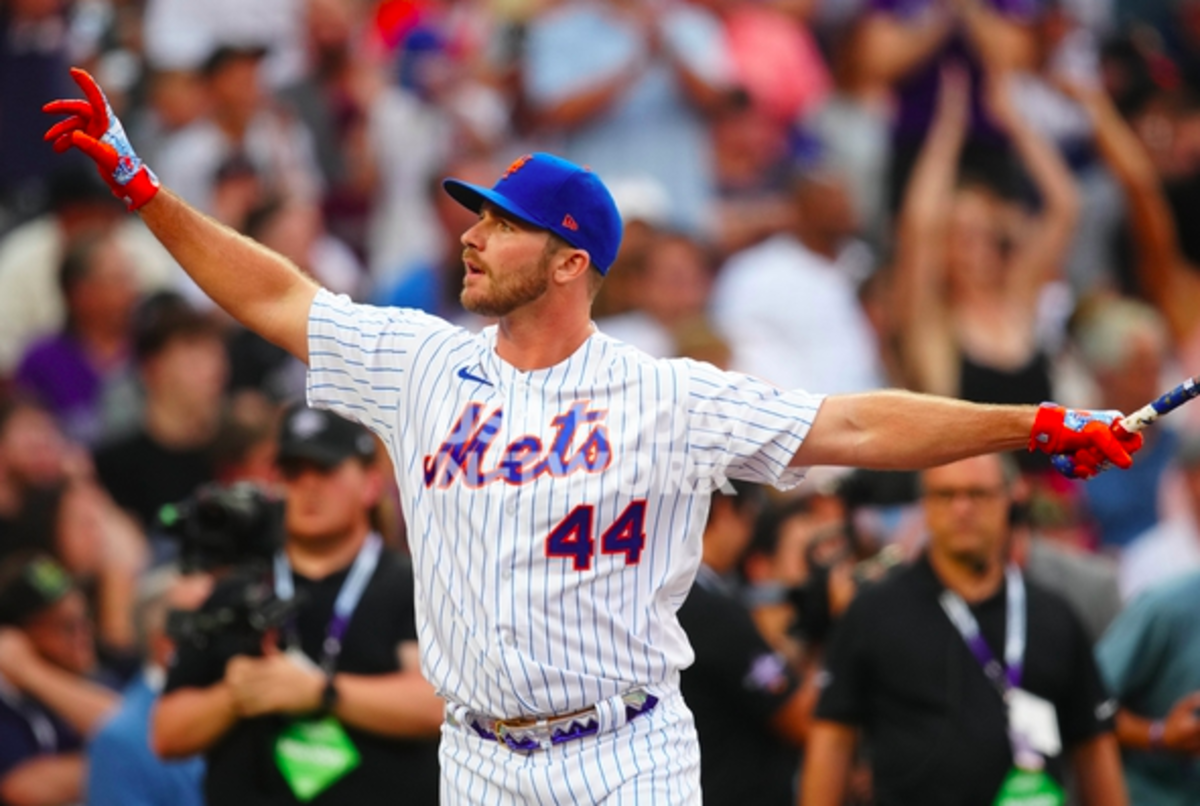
493 716 546 753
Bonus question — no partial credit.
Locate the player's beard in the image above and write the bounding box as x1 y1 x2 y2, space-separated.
461 248 553 317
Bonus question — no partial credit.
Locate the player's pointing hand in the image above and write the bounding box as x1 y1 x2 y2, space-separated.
42 67 159 211
1028 404 1144 479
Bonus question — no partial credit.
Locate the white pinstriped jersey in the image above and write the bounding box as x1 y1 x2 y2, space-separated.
306 289 824 718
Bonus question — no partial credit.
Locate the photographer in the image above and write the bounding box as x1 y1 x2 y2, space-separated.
152 405 443 805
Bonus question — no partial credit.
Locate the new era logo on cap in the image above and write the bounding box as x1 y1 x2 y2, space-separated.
289 408 327 439
442 153 624 275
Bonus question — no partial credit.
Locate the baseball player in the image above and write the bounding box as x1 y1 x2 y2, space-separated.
43 69 1143 804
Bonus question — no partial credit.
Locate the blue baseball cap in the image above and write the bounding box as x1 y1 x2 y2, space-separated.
443 153 624 275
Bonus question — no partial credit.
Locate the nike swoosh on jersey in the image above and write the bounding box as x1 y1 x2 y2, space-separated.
457 366 494 386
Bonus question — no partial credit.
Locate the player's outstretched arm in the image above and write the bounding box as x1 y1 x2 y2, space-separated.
43 68 318 363
791 391 1143 478
139 190 318 362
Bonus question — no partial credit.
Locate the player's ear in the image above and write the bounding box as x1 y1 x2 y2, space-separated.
552 247 592 287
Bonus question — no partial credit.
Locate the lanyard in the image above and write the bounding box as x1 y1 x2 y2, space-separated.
938 565 1026 697
274 533 382 675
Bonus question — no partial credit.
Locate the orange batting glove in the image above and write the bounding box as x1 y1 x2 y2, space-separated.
42 67 159 211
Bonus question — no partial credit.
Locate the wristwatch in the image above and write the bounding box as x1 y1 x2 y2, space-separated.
319 675 339 716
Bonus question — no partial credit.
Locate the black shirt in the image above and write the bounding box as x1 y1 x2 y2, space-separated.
816 555 1113 806
94 429 214 528
165 549 439 806
678 566 800 806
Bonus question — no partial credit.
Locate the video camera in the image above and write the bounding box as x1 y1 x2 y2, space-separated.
157 483 302 655
157 482 284 573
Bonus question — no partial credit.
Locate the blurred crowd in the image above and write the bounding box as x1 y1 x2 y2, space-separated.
4 0 1200 803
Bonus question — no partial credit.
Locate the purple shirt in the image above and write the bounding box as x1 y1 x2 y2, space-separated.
14 333 128 446
868 0 1040 143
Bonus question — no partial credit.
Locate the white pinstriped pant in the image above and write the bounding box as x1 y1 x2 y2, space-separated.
439 689 701 805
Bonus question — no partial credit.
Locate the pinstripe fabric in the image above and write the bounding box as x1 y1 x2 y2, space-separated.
440 690 702 805
305 290 823 793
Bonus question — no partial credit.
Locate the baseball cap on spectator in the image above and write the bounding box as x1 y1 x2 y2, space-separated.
276 405 377 469
202 43 269 78
132 291 223 362
443 153 624 275
0 553 74 626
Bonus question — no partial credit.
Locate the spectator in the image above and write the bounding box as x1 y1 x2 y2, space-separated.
94 294 227 534
1117 432 1200 601
597 231 714 358
0 397 147 667
1096 570 1200 806
14 230 141 447
522 0 734 235
153 405 443 805
710 0 832 125
0 0 76 227
279 0 453 281
0 553 119 806
86 568 210 806
708 97 796 256
245 197 362 301
852 0 1041 209
892 68 1078 407
154 43 322 216
129 69 209 171
209 391 281 486
0 398 79 564
808 18 895 248
0 169 174 375
208 154 268 234
141 0 307 89
1073 297 1181 551
804 453 1126 805
1066 77 1200 421
740 492 848 668
711 156 884 394
677 481 811 806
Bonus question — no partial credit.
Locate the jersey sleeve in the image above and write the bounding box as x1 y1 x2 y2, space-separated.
682 359 824 490
306 288 455 440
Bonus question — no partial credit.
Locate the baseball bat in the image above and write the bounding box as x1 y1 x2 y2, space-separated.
1117 375 1200 434
1050 376 1200 477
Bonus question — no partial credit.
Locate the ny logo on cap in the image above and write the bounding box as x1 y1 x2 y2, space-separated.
502 155 532 180
291 409 327 439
